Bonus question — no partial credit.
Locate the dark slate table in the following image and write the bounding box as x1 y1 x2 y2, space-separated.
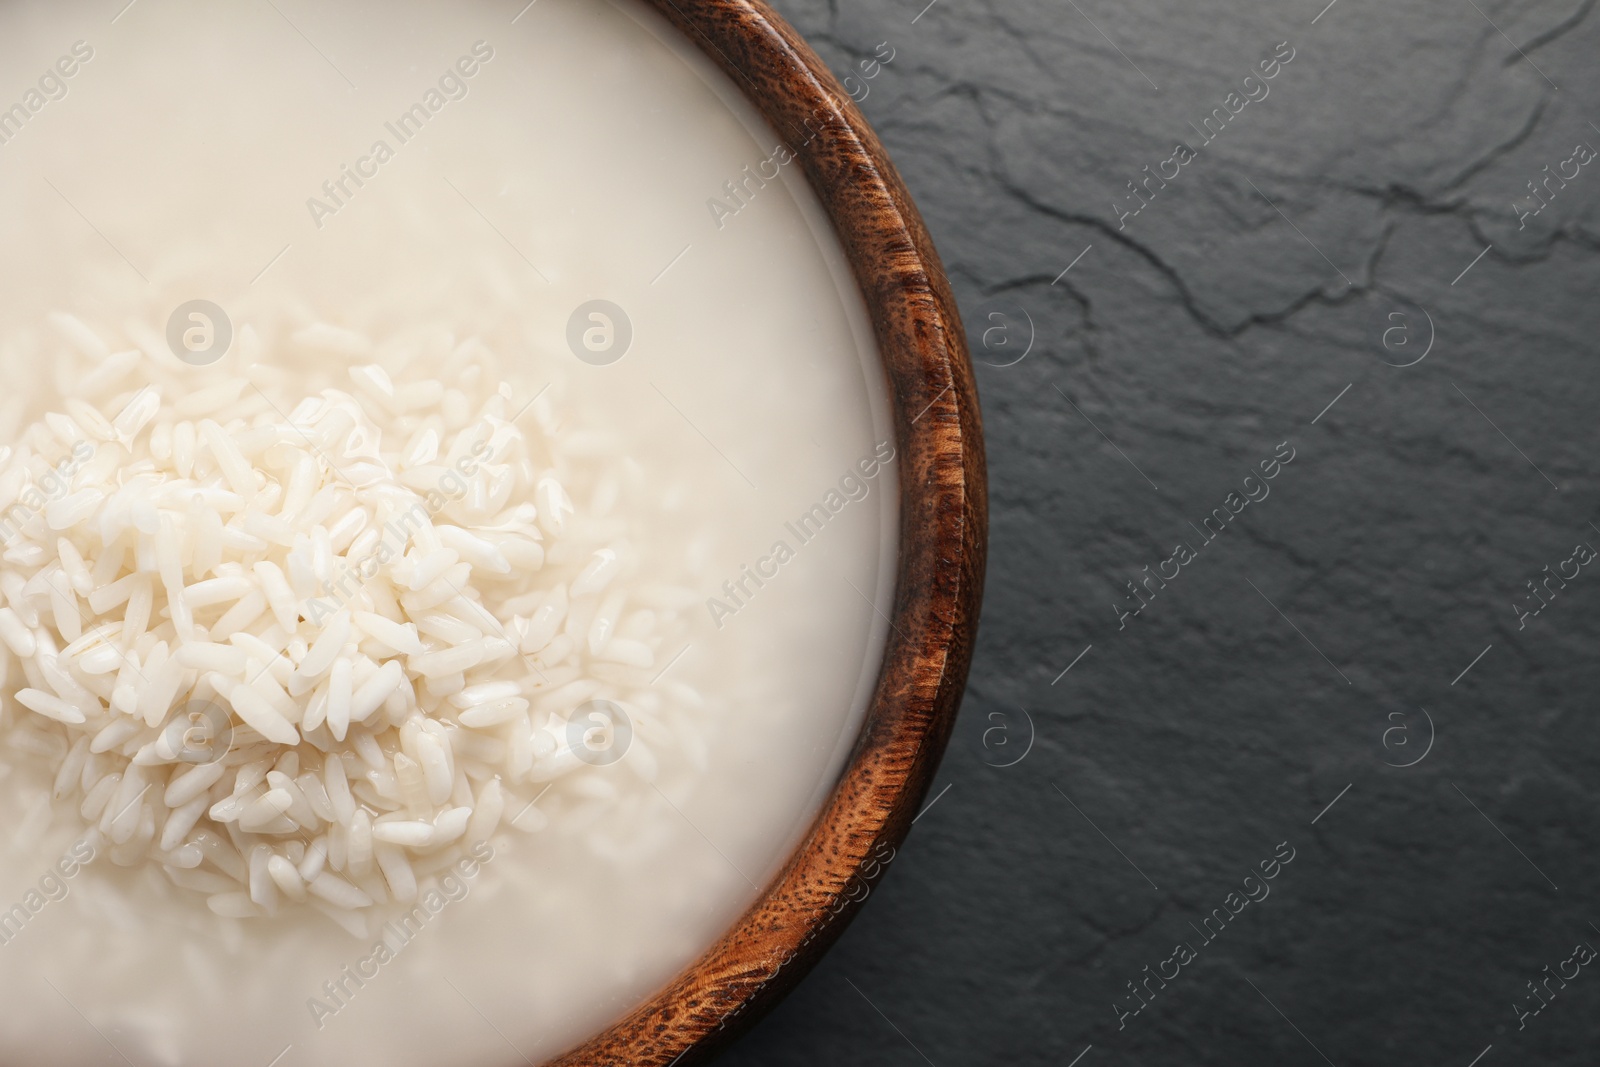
725 0 1600 1063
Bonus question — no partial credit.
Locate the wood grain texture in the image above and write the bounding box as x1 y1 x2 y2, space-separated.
547 1 986 1062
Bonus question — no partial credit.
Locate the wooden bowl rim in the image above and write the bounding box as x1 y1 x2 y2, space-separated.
550 1 986 1062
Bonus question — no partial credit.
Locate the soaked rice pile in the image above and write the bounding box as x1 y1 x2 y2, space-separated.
0 308 700 935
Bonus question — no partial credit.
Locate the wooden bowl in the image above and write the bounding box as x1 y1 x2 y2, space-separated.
550 2 987 1063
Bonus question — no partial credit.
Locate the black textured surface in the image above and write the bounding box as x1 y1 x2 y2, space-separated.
725 1 1600 1064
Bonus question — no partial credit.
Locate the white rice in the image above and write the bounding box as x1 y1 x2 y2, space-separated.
0 307 696 929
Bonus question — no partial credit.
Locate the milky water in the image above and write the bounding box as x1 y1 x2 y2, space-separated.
0 1 896 1062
